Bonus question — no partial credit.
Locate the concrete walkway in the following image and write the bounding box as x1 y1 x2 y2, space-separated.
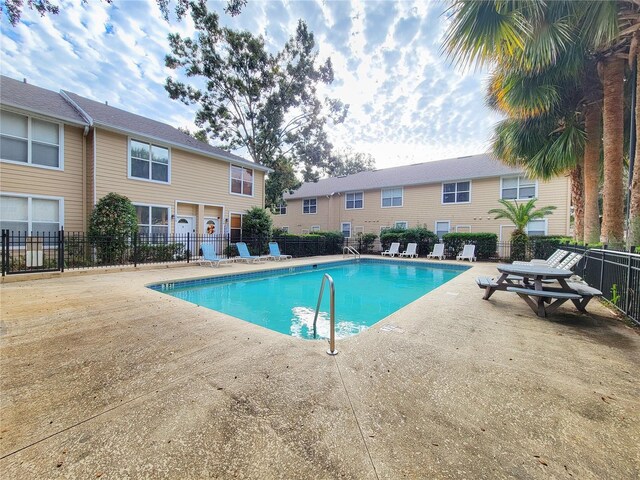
1 257 638 479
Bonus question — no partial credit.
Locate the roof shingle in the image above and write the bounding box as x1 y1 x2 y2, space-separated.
285 153 522 199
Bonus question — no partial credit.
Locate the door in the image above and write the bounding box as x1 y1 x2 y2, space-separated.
203 217 220 237
175 216 196 256
499 225 516 259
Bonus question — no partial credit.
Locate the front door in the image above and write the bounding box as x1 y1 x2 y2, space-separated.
175 216 196 256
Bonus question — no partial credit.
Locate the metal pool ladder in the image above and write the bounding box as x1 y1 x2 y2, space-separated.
313 273 338 355
342 245 360 259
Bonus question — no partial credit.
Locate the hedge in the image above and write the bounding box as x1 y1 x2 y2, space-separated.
379 227 439 256
270 231 344 257
442 233 498 260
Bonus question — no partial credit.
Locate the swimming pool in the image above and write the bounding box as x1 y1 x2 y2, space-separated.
150 259 468 340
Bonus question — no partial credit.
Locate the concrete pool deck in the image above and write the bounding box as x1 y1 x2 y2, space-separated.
0 256 638 478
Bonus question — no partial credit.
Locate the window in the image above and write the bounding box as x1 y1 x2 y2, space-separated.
230 213 242 242
311 225 320 232
455 225 471 233
135 205 169 242
442 181 470 204
381 187 403 207
394 221 408 230
230 165 253 196
354 226 364 235
501 176 537 200
1 110 62 168
435 221 450 239
345 192 363 209
302 229 310 235
280 226 289 233
303 198 317 214
130 139 169 183
341 222 351 238
274 202 287 215
526 220 547 236
0 194 61 235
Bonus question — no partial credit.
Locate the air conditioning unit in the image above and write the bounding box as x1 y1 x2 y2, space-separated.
26 250 43 267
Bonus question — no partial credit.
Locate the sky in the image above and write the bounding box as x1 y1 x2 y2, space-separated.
1 0 501 170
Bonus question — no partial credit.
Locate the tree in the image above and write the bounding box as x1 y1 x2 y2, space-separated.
489 199 556 261
241 206 272 238
327 149 376 177
88 192 138 264
178 126 209 144
165 4 347 208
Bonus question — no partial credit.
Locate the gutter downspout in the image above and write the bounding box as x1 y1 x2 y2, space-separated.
82 125 89 230
93 128 97 206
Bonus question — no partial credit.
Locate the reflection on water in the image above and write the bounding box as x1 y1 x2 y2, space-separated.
290 306 368 340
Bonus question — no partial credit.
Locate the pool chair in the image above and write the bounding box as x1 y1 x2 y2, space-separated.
456 244 476 262
199 243 234 268
400 243 418 258
426 243 445 260
235 242 269 263
269 242 292 261
512 249 568 267
382 242 400 257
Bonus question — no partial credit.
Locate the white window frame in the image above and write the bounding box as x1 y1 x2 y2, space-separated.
435 220 451 239
394 221 408 230
229 164 254 197
500 176 538 200
128 137 171 184
0 192 64 233
354 226 364 235
341 222 352 238
303 198 317 215
442 180 471 204
526 218 548 236
0 109 65 171
455 225 472 232
381 187 403 208
380 226 391 233
133 203 171 238
345 191 364 210
310 225 320 232
274 202 287 215
302 229 310 235
280 226 289 233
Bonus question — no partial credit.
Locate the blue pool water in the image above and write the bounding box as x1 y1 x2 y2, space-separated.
151 260 467 340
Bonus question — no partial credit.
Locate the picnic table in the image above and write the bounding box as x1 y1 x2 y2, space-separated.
476 263 601 317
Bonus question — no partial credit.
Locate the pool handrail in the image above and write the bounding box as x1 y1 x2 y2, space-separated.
313 273 338 355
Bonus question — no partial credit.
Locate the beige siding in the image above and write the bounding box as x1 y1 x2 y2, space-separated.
86 129 95 212
93 128 265 232
0 125 86 231
273 175 571 238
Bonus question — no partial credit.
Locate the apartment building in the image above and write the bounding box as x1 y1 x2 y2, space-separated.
272 154 571 242
0 75 270 241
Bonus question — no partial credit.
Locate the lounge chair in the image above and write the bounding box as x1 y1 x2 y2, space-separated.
512 249 568 267
399 243 418 258
382 242 400 257
507 253 584 283
199 243 234 268
456 244 476 262
426 243 445 260
235 242 269 263
268 242 292 261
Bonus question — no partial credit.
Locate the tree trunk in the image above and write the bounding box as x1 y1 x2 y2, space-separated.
601 57 625 246
570 165 584 242
583 100 602 244
629 62 640 247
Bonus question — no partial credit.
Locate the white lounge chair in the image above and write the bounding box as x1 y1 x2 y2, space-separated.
199 243 234 268
268 242 292 261
426 243 445 260
235 242 269 263
456 244 476 262
513 249 568 267
382 242 400 257
399 243 418 258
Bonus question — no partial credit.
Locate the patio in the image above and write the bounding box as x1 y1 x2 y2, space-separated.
1 257 638 478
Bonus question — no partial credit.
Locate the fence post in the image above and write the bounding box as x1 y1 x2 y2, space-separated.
1 229 7 276
626 246 634 316
59 227 65 273
186 232 190 263
599 245 607 292
133 234 138 268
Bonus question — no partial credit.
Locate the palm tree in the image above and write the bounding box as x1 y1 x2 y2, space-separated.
489 199 557 261
489 199 557 236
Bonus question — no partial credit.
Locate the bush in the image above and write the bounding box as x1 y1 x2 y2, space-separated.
442 232 498 260
355 232 377 253
136 243 185 263
88 193 138 264
510 231 529 262
242 207 272 238
271 231 343 257
380 227 438 256
529 236 572 260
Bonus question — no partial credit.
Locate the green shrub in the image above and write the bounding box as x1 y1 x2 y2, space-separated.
88 193 138 265
136 243 185 263
242 207 272 238
442 232 498 260
380 227 438 256
355 232 377 253
271 231 343 257
510 230 529 262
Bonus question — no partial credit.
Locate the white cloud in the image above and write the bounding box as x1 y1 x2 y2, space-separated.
0 0 501 170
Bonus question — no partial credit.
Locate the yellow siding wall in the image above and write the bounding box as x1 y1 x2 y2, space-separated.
93 128 265 232
273 175 570 238
0 125 86 231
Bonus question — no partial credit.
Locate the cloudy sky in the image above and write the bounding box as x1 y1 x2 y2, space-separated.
1 0 501 169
